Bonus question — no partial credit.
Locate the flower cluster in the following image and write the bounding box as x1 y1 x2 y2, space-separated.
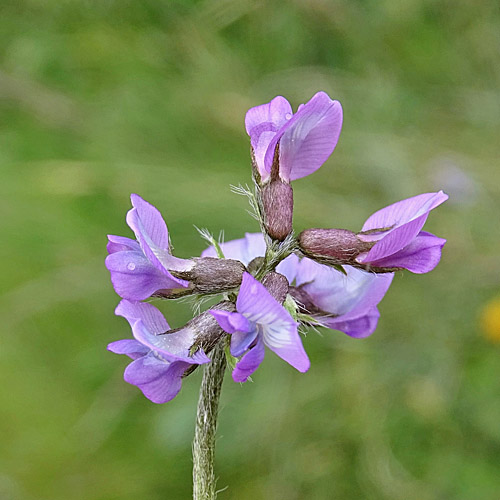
106 92 447 403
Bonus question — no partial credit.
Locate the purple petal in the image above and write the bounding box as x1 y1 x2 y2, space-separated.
276 253 299 284
359 214 429 263
115 300 210 363
124 353 189 404
264 92 343 182
115 300 169 333
245 96 292 180
237 273 309 373
126 194 192 281
107 339 149 360
201 232 266 265
105 251 187 300
322 307 380 338
297 259 394 317
361 191 448 233
230 328 259 357
107 235 141 254
209 310 251 334
232 337 266 383
364 231 446 273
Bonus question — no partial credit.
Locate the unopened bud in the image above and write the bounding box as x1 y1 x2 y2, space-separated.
171 257 246 294
261 180 294 241
298 228 373 265
288 286 322 315
262 272 289 304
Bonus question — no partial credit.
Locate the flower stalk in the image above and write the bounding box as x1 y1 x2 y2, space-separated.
192 341 226 500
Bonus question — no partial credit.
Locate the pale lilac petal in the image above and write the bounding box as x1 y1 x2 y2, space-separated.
365 231 446 273
236 273 293 326
124 353 189 403
201 232 266 265
361 191 448 232
107 339 149 360
107 235 141 254
322 307 380 338
262 322 310 373
230 328 259 357
209 310 251 334
245 96 292 179
115 300 210 363
297 260 393 317
264 92 343 181
126 194 192 281
232 337 266 383
359 214 429 263
105 251 186 300
115 300 169 333
276 253 300 284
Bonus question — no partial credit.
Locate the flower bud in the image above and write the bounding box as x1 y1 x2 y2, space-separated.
298 228 373 265
170 257 246 294
261 180 294 241
262 271 289 304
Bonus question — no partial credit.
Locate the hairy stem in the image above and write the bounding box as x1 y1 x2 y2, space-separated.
192 341 226 499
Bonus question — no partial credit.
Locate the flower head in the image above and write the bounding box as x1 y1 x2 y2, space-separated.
245 92 343 183
108 300 210 403
210 272 310 382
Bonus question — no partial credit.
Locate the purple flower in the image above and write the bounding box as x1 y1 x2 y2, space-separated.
108 300 210 403
356 191 448 273
245 92 343 183
106 194 192 301
203 233 393 338
106 194 245 300
289 258 394 338
210 272 310 382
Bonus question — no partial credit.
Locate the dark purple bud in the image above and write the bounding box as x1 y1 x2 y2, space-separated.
261 272 289 304
298 228 373 265
261 179 294 241
170 257 246 294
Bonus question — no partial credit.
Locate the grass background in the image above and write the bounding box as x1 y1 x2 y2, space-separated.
1 1 500 499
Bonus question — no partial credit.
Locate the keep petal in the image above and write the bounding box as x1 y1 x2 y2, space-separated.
115 300 210 363
360 214 429 263
126 194 192 279
105 251 187 300
107 235 141 254
322 307 380 338
232 337 266 383
264 92 343 182
107 339 149 360
297 259 393 317
361 191 448 233
245 96 292 179
209 310 251 334
124 353 189 404
236 272 293 326
364 231 446 273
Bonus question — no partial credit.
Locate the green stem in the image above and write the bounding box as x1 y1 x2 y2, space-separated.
192 341 226 500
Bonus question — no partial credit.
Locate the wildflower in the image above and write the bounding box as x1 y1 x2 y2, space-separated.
210 272 310 382
288 258 394 338
245 92 343 183
108 300 236 403
106 194 245 300
299 191 448 273
245 92 343 241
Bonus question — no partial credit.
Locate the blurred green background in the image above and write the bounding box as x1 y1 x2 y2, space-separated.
1 1 500 499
